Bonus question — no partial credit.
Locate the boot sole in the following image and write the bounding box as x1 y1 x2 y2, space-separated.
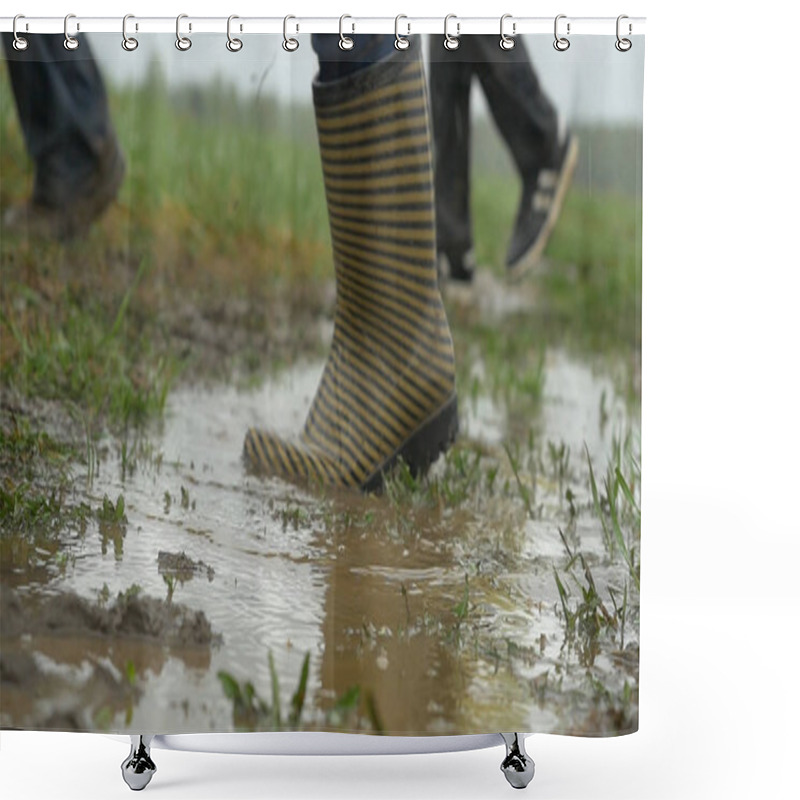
361 393 459 493
507 135 580 281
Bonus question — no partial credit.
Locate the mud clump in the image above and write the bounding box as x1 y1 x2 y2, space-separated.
158 550 215 583
1 584 217 647
1 584 220 730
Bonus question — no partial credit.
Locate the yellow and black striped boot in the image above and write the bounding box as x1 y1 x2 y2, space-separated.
244 48 458 492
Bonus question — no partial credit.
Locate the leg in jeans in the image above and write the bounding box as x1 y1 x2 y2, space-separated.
245 35 459 490
1 33 124 238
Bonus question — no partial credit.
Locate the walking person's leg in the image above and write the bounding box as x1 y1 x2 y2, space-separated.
469 35 578 276
244 35 458 491
428 37 477 283
1 33 125 239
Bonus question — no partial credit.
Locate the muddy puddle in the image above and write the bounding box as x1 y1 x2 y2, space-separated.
1 339 639 736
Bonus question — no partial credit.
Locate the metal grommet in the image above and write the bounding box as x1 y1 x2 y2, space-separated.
394 14 410 50
226 14 243 52
443 14 460 51
615 14 632 51
500 14 516 50
339 14 354 51
553 14 570 51
63 13 79 51
282 15 299 51
12 15 29 51
175 13 192 51
122 14 139 51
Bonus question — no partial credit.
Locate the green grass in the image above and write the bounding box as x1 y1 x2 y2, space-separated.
381 440 521 515
1 64 334 529
1 64 640 439
0 419 89 538
553 434 641 664
1 64 641 736
217 650 383 733
0 418 78 481
1 281 173 431
96 493 128 561
470 116 641 355
0 479 91 538
1 65 641 558
586 433 641 591
473 175 641 354
107 62 329 263
504 438 539 520
1 61 331 432
217 650 310 732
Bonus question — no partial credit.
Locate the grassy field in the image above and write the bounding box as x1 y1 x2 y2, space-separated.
1 67 640 415
1 65 641 734
1 62 641 530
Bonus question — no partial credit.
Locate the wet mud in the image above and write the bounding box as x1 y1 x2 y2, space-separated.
1 584 216 646
0 584 217 729
1 273 640 736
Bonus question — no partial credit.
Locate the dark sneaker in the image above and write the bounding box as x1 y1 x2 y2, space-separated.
506 131 579 279
2 135 125 241
437 248 477 284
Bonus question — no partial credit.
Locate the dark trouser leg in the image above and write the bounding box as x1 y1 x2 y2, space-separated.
469 35 560 180
429 35 569 275
428 37 475 271
1 34 116 208
469 37 575 273
428 35 559 276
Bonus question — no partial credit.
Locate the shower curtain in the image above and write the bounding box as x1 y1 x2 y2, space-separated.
0 24 643 741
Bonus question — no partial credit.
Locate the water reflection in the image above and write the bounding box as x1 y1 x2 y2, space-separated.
2 349 638 735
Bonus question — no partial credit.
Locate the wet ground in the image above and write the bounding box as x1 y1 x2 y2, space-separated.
1 272 640 736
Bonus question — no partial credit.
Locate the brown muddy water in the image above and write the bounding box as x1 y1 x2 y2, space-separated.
1 324 639 736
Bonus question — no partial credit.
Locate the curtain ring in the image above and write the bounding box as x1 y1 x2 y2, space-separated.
226 14 243 52
615 14 632 51
64 13 79 51
499 14 516 50
339 14 354 50
12 15 29 51
122 14 139 51
394 14 410 50
282 15 299 51
443 14 460 51
553 14 570 51
176 13 192 51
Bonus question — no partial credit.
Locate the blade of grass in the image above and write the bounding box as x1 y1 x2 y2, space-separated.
605 474 640 591
553 568 574 633
586 445 614 553
268 650 281 729
616 467 640 517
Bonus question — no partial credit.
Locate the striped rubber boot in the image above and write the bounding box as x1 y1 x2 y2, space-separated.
244 48 458 492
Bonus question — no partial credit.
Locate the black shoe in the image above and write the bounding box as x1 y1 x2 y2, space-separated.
506 131 579 279
437 248 477 284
